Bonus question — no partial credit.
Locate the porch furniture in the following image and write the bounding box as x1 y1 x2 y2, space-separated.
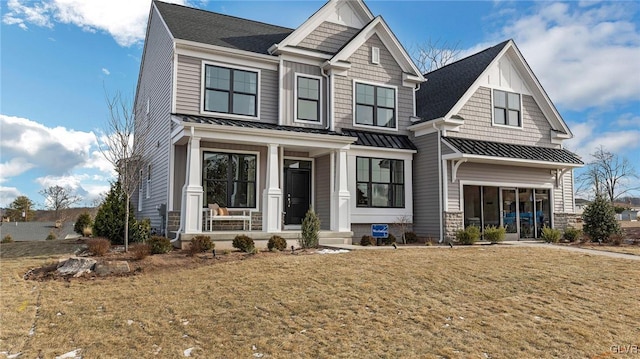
203 203 252 231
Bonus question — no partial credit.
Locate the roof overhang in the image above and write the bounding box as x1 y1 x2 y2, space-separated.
442 152 583 170
408 116 465 137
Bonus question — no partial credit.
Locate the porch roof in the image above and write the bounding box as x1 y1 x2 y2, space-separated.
342 129 416 150
179 115 350 137
443 137 583 166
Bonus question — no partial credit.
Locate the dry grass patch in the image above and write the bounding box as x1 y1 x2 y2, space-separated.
1 247 639 358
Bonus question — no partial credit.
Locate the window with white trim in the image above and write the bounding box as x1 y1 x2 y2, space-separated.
493 89 521 127
203 152 257 208
355 82 396 128
204 65 257 117
146 164 151 199
356 157 404 208
296 76 320 122
138 169 143 211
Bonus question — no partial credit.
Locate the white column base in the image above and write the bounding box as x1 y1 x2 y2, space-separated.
331 191 351 232
263 189 283 233
183 185 203 234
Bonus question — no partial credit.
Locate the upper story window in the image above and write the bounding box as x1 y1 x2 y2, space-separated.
356 157 404 208
203 151 257 208
146 164 151 199
296 75 321 122
493 89 521 127
204 64 258 117
354 82 396 129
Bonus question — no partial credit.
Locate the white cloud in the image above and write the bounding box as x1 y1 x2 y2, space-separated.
3 0 189 47
101 68 110 75
616 113 640 127
0 158 35 183
565 120 640 162
0 187 22 208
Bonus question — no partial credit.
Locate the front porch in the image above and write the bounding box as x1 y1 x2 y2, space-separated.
177 230 353 250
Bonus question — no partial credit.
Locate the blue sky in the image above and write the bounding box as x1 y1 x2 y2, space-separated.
1 0 639 208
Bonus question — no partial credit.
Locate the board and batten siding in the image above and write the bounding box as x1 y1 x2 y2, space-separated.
411 132 442 238
333 34 414 135
315 154 331 230
554 170 575 213
450 87 556 148
298 21 360 54
134 6 174 229
281 61 326 128
175 55 279 124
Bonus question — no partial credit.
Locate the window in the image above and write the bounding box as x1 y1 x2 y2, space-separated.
493 89 521 127
356 157 404 208
146 164 151 199
203 152 257 208
138 169 143 211
204 65 257 117
355 83 396 128
296 76 320 122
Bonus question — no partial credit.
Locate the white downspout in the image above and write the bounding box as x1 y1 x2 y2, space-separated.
435 122 444 243
321 68 331 130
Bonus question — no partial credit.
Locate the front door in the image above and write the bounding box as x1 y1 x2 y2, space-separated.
284 168 311 225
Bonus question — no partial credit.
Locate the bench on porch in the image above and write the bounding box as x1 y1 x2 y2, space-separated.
203 203 252 231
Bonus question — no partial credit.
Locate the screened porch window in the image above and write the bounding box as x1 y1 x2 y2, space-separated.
203 152 256 208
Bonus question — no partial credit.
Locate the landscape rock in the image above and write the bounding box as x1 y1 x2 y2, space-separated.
56 257 96 277
94 261 130 276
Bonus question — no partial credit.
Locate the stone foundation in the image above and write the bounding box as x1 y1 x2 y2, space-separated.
444 211 464 242
554 212 580 230
168 211 180 233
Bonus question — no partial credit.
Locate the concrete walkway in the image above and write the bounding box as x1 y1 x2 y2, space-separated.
322 241 640 261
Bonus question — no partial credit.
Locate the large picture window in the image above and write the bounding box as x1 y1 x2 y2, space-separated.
356 157 404 208
203 152 257 208
493 89 521 127
204 65 257 117
296 76 320 122
355 83 396 128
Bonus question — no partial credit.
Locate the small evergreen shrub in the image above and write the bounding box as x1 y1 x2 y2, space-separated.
83 226 93 237
456 225 480 245
610 233 625 246
383 233 397 246
360 235 375 246
74 212 93 235
300 208 320 249
582 194 621 243
233 234 255 253
267 235 287 251
130 243 151 260
130 218 151 243
563 227 581 242
403 231 418 244
483 225 506 243
87 238 111 256
541 226 562 243
46 231 57 241
148 236 173 254
1 235 14 243
188 235 214 256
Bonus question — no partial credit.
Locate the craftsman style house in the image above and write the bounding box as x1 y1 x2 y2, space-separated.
133 0 582 246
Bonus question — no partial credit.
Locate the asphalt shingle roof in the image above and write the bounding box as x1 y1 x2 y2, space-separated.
415 40 510 123
342 129 416 150
443 137 583 165
154 1 293 55
178 115 352 137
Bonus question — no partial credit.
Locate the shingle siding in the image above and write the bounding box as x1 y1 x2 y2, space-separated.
298 21 360 54
333 34 413 135
281 61 326 128
412 132 441 238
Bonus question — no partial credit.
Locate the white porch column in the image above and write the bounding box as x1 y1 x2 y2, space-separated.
262 143 282 232
331 148 351 232
182 136 203 234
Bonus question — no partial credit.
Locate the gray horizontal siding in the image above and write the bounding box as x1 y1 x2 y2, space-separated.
412 132 441 238
315 154 331 230
298 21 360 54
450 87 556 147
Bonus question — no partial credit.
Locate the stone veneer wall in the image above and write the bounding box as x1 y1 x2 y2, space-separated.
444 211 463 242
167 211 180 233
554 213 580 231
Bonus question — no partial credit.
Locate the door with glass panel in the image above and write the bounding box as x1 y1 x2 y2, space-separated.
501 188 518 240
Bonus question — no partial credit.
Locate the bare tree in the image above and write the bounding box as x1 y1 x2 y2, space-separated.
98 91 149 251
577 146 639 203
411 38 462 73
39 185 81 221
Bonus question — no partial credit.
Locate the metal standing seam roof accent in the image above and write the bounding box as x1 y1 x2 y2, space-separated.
341 129 417 150
178 114 353 137
443 137 583 165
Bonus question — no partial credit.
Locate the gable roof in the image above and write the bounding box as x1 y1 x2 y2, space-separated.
415 40 509 123
153 0 293 55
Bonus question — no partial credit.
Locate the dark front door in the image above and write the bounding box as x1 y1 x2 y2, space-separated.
284 168 311 225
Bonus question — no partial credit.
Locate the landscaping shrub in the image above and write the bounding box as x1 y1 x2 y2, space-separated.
563 227 582 242
300 208 320 249
46 231 57 241
582 193 621 243
74 212 93 236
188 235 214 256
456 225 480 245
83 226 93 237
610 233 625 246
360 235 375 246
383 233 397 246
130 218 151 243
403 231 418 244
267 235 287 251
541 226 562 243
148 236 173 254
1 235 13 243
130 243 151 260
483 225 506 243
233 234 255 253
87 238 111 256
